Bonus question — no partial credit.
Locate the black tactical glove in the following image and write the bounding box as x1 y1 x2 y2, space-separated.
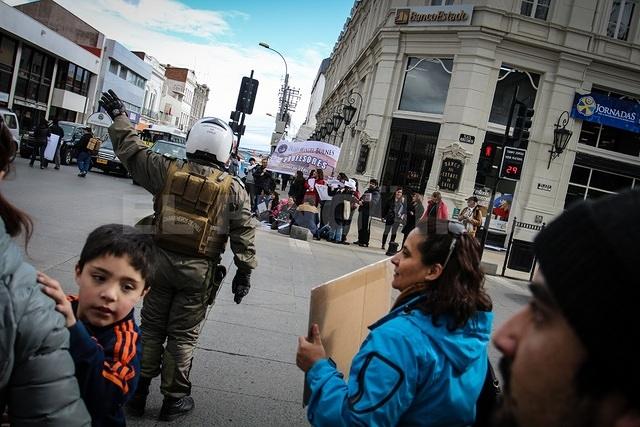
232 270 251 304
99 89 127 120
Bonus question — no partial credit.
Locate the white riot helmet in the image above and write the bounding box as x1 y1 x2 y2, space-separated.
185 117 233 164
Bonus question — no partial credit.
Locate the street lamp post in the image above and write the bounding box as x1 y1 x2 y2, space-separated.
259 42 289 128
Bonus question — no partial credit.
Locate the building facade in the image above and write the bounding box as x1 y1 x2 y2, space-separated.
94 39 151 125
297 57 330 140
164 66 196 131
191 82 210 127
133 51 166 127
0 1 101 130
316 0 640 246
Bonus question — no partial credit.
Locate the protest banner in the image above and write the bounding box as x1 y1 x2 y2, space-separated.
303 258 394 404
267 139 341 177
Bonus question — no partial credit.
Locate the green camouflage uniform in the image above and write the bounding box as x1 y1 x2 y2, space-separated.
108 115 256 398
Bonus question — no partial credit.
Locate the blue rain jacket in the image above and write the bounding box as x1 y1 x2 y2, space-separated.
306 295 493 426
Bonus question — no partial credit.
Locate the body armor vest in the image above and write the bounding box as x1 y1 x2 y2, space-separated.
154 161 234 258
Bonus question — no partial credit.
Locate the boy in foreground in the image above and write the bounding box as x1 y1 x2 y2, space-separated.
40 224 156 426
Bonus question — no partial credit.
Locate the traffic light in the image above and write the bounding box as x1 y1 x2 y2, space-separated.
477 140 498 177
228 121 246 136
512 105 534 149
235 77 259 114
230 110 241 122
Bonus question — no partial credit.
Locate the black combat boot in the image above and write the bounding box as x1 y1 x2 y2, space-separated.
158 396 195 421
126 376 151 417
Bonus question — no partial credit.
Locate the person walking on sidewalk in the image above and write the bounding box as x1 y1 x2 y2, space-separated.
381 188 406 250
75 127 93 177
492 189 640 427
28 121 50 169
50 119 65 170
355 178 380 247
100 90 257 421
402 192 424 247
422 191 449 221
458 196 483 238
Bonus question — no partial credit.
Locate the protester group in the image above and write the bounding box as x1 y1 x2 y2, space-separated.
2 91 639 427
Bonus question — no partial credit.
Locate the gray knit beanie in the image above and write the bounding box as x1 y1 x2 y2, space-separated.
534 189 640 399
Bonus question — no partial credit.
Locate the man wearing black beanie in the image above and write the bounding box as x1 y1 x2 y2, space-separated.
491 189 640 427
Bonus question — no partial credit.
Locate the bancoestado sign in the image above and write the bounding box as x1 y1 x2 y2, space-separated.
571 92 640 134
394 5 474 26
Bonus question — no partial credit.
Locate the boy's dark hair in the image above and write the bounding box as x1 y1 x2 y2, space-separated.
77 224 156 288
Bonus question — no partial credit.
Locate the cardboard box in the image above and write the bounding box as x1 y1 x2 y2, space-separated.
303 258 394 404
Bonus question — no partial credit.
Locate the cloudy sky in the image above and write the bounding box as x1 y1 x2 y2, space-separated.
5 0 353 151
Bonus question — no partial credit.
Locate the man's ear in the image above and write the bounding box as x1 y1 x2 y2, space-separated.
140 287 150 299
424 264 443 282
74 263 82 281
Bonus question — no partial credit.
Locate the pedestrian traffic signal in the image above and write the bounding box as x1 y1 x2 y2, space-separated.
235 77 259 114
477 141 498 177
513 106 534 149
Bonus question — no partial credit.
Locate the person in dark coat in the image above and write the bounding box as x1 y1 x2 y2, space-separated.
29 121 50 169
402 192 425 247
355 179 380 247
50 119 65 170
288 170 306 205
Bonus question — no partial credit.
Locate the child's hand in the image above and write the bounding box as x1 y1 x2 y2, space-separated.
38 272 76 327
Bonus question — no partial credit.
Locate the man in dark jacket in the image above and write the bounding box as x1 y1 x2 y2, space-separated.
50 119 65 170
28 121 50 169
254 158 275 197
75 127 93 177
356 179 380 247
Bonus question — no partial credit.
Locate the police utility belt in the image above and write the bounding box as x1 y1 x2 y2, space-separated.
154 161 236 258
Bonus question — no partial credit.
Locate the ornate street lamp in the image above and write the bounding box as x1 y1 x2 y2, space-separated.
548 111 573 168
325 119 334 135
342 91 363 126
332 113 344 132
320 126 328 139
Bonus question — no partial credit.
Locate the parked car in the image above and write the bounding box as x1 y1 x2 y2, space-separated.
132 140 186 185
91 135 129 176
0 108 20 162
58 121 86 165
151 139 186 159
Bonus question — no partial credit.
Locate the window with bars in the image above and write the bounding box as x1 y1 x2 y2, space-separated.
607 0 637 41
520 0 550 20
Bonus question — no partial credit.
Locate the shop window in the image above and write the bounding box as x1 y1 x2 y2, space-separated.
590 169 633 192
569 165 590 185
19 46 32 74
109 61 118 74
0 36 17 69
31 52 44 77
577 120 640 157
67 63 76 89
607 0 637 41
521 0 551 20
489 67 539 126
37 83 49 104
398 57 452 115
564 163 638 208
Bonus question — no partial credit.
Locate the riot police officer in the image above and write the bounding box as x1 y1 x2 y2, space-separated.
100 90 256 421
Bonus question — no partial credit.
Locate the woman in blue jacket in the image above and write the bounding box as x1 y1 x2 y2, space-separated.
297 219 493 426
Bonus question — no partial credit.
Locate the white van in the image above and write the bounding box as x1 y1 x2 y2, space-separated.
0 108 20 157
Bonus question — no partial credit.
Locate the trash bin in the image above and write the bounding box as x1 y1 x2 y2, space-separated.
507 239 536 272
